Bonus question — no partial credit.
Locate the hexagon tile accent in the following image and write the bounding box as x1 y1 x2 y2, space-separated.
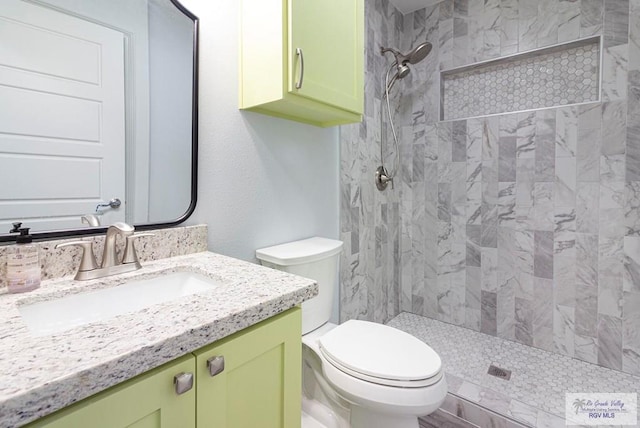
442 38 600 121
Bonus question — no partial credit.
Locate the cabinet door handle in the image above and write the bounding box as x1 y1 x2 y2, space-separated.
174 372 194 395
207 355 225 377
295 48 304 89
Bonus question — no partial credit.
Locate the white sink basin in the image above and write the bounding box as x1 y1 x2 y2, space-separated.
19 271 220 336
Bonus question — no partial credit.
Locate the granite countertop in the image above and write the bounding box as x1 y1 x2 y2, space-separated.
0 251 317 427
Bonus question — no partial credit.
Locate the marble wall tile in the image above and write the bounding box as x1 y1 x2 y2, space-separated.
576 233 599 287
535 110 556 182
603 0 629 48
575 332 599 364
516 112 536 159
625 181 640 235
533 182 555 231
554 255 576 306
576 182 600 233
554 158 576 207
518 0 538 52
553 304 575 356
481 248 498 292
580 0 604 37
554 223 576 261
598 283 623 317
627 71 640 180
438 182 452 221
577 107 602 182
452 120 467 162
514 297 533 345
630 0 640 72
499 137 517 182
597 314 623 370
467 0 486 63
575 282 599 337
555 106 578 158
481 290 497 335
622 290 640 375
534 231 554 279
601 101 628 156
623 236 640 292
500 0 518 54
466 224 482 267
533 277 554 351
602 43 629 101
537 0 559 47
439 1 455 71
558 0 581 43
498 182 516 228
465 285 481 332
516 158 535 207
482 0 501 60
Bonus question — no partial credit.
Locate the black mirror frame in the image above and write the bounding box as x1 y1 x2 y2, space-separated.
0 0 199 243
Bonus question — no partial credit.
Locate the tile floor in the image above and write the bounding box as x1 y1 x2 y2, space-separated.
388 312 640 427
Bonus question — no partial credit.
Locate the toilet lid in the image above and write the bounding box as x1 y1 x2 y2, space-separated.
318 320 442 387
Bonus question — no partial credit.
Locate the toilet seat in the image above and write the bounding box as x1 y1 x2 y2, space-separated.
318 320 442 388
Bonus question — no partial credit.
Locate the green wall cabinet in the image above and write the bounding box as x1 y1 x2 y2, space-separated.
239 0 364 127
26 308 301 428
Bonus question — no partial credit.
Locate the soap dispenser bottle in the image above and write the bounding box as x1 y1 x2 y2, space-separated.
7 224 41 293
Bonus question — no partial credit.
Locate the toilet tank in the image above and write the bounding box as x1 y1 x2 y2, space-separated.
256 237 343 334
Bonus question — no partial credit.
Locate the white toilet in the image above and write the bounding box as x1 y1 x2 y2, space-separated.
256 237 447 428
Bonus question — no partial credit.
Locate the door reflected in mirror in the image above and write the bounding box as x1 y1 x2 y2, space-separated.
0 0 197 237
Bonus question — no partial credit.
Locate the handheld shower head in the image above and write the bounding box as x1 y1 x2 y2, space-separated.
406 42 432 64
380 41 432 93
380 42 432 66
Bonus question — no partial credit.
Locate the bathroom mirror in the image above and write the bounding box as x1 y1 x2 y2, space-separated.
0 0 198 242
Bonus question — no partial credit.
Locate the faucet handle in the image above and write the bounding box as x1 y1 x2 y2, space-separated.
56 241 99 274
122 233 155 266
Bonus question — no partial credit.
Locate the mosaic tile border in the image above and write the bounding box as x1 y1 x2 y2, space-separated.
441 36 602 121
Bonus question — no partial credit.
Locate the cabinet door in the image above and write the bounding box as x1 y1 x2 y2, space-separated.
289 0 364 114
27 355 196 428
196 308 302 428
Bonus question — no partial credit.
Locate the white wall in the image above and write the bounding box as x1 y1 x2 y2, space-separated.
181 0 340 263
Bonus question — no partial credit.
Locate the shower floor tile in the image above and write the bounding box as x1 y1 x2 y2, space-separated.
387 312 640 427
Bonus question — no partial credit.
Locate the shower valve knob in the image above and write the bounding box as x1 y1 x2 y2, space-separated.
375 166 393 191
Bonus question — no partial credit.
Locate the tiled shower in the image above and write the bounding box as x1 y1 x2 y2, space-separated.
340 0 640 424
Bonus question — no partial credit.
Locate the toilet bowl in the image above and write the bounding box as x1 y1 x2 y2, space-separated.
256 237 447 428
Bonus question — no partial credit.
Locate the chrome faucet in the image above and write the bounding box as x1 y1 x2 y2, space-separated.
56 223 154 281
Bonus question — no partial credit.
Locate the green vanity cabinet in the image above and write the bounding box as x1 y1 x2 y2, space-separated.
195 307 302 428
27 354 197 428
239 0 364 127
26 308 301 428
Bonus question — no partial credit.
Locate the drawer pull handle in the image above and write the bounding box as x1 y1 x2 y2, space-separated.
295 48 304 89
173 372 194 395
207 355 225 377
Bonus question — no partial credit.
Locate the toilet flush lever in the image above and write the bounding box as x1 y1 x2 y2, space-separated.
207 356 225 377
